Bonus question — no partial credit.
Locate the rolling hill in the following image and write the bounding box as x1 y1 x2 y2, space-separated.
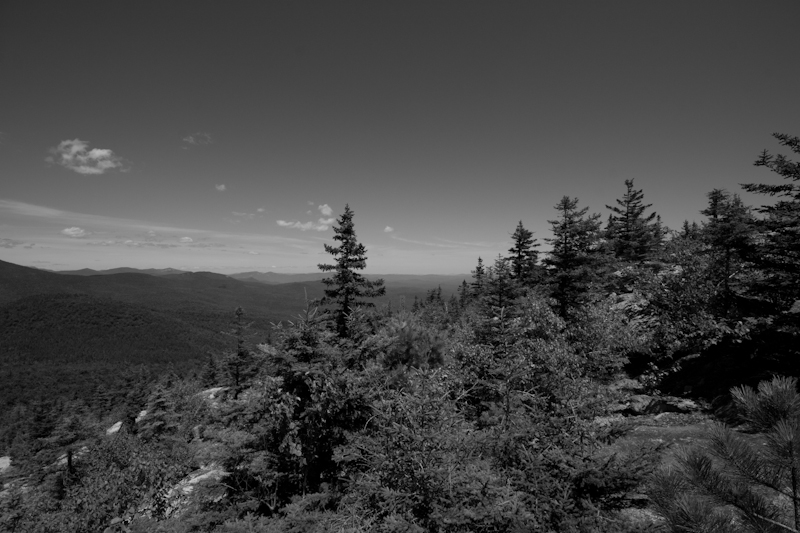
0 259 470 411
0 292 230 406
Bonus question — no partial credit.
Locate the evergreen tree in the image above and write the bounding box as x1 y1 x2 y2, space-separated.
457 279 471 308
544 196 603 319
484 254 519 314
507 221 540 286
742 133 800 308
699 189 754 317
224 307 255 396
605 179 661 262
318 204 385 338
471 257 487 298
680 219 702 240
200 353 218 388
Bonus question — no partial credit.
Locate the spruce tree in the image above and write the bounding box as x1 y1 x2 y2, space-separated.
605 179 661 262
457 279 471 308
200 353 218 388
224 306 255 396
742 133 800 308
470 256 487 298
700 189 754 317
484 254 519 315
318 204 385 338
507 221 540 286
544 196 603 319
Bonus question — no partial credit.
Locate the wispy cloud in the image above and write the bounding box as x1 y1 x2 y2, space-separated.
277 220 331 231
232 211 256 219
47 139 127 175
257 207 265 213
277 203 336 231
0 237 26 248
183 132 213 146
384 226 394 233
215 184 227 191
61 226 89 238
0 198 335 273
390 235 460 248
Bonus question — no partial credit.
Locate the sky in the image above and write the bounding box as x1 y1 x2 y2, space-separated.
1 1 799 275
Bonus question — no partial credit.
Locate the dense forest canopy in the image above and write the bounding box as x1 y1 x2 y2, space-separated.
2 134 800 532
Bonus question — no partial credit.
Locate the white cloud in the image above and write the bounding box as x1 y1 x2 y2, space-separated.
61 226 89 238
318 204 333 216
257 207 265 213
318 217 335 225
47 139 127 175
215 184 227 191
384 226 394 233
179 237 193 243
183 132 213 146
276 219 331 232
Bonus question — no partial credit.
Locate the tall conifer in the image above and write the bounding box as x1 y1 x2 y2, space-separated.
507 221 540 286
544 196 603 319
318 205 385 338
742 133 800 308
605 179 661 262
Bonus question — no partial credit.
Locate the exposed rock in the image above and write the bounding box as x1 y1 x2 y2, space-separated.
56 446 89 467
198 387 230 408
624 394 655 415
0 456 10 474
158 464 229 519
644 397 699 415
610 377 646 394
593 414 625 428
135 409 148 423
618 507 665 529
620 394 701 417
106 421 122 435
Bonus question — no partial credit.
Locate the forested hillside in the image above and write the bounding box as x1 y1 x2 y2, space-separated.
2 134 800 532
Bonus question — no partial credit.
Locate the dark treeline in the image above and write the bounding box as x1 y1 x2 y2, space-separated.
2 134 799 532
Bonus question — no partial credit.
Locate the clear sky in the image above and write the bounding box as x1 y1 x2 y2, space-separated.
1 1 799 274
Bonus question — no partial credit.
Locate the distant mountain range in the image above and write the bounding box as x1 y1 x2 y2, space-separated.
52 266 470 294
55 267 191 276
0 259 470 409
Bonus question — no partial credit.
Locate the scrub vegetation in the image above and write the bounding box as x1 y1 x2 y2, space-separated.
1 134 800 532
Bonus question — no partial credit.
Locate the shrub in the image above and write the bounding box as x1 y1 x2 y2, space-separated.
649 375 800 532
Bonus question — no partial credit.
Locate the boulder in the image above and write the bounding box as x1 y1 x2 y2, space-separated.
624 394 655 415
198 387 230 408
621 395 700 416
643 397 699 415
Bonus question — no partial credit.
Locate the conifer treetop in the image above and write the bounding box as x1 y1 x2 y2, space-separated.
318 204 385 337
